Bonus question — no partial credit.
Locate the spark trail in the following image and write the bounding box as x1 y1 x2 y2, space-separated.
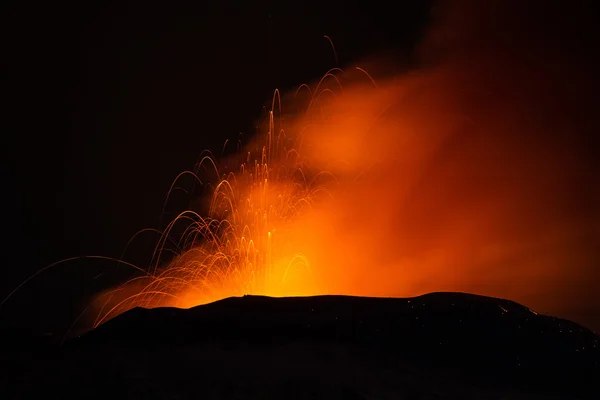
91 71 358 327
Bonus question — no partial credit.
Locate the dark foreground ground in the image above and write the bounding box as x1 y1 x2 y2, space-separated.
2 292 599 399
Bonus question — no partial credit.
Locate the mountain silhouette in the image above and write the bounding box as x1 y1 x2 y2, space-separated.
3 292 599 398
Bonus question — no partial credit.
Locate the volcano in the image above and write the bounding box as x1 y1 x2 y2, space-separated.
2 292 598 399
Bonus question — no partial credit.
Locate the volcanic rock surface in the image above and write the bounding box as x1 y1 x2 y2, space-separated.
2 292 599 399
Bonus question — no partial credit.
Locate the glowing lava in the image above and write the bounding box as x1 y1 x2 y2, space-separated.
92 74 350 326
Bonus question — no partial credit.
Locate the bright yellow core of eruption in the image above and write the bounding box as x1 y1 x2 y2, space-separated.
146 106 320 308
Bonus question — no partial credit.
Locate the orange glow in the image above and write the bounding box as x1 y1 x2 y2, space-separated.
80 1 598 330
91 65 597 329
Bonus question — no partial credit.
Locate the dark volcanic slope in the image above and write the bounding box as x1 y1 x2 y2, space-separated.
4 293 600 399
78 293 599 394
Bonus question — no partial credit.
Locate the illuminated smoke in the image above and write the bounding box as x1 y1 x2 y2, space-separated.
88 0 599 330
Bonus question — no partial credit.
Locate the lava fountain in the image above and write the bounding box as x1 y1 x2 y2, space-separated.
93 48 598 331
91 70 358 326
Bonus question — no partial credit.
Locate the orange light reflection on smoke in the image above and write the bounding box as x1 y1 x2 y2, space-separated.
92 0 599 331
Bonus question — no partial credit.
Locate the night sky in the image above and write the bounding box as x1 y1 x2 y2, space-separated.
2 1 598 335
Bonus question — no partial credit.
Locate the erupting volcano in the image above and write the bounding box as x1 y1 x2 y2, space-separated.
72 49 595 335
2 0 600 398
3 6 600 334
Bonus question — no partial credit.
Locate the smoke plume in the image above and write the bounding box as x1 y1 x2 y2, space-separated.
268 0 599 330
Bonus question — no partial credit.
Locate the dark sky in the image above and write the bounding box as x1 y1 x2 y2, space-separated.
2 1 598 335
1 1 430 332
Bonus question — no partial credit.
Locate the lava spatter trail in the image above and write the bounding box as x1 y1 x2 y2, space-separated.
89 69 367 327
